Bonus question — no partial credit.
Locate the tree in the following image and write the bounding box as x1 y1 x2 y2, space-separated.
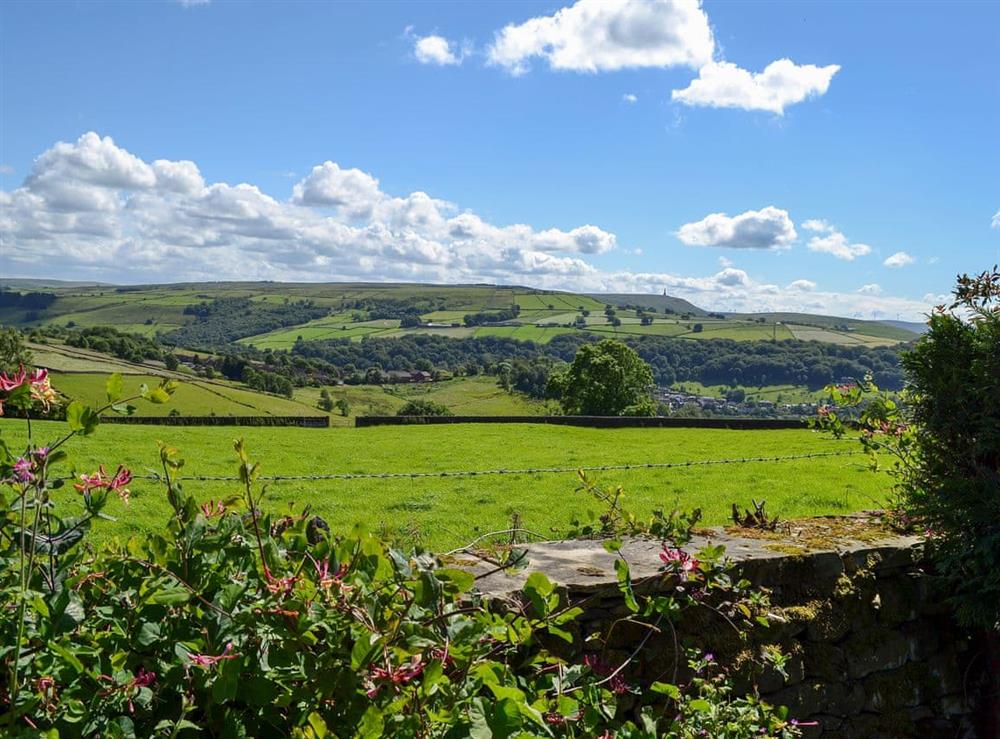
318 388 335 412
335 398 350 417
692 323 704 333
550 339 655 416
0 328 32 373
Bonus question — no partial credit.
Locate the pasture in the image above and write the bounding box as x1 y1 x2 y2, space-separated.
0 420 889 550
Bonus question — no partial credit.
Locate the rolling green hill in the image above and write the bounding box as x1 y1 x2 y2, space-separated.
0 281 920 352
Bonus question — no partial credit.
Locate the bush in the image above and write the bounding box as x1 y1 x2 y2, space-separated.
814 267 1000 629
396 399 453 416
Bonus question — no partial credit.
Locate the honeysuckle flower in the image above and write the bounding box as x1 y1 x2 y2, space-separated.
28 369 57 410
131 667 156 688
13 457 35 483
263 565 298 597
0 365 26 391
74 464 134 503
200 499 226 518
366 654 426 697
659 544 700 578
188 642 238 669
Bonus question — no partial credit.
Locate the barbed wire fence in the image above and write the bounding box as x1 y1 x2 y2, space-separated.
58 449 863 484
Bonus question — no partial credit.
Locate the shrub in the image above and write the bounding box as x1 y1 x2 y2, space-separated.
814 267 1000 629
396 399 453 417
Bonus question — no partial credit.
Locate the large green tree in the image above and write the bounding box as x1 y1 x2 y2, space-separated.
550 339 655 416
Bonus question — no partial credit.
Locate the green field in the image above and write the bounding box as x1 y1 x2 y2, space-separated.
294 376 552 425
0 420 888 550
50 372 327 417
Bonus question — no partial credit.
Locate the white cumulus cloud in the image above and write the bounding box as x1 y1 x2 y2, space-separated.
806 226 872 261
857 284 882 295
677 206 796 250
622 93 638 103
884 251 915 268
0 132 939 321
672 58 840 114
992 209 1000 228
413 34 463 66
787 279 816 292
487 0 714 75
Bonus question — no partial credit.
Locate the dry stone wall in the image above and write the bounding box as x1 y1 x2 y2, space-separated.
470 523 984 738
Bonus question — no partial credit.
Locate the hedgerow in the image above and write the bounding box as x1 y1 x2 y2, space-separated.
1 370 801 737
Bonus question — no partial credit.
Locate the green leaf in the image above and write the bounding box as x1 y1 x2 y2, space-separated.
136 621 162 648
66 401 100 435
306 712 328 738
651 681 681 700
614 559 638 613
357 707 383 739
106 373 124 403
436 568 475 593
688 698 712 713
50 641 85 674
145 585 190 606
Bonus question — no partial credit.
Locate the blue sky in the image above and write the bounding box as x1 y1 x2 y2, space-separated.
1 0 998 319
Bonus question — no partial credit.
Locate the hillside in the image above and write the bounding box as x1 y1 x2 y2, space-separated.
0 281 919 350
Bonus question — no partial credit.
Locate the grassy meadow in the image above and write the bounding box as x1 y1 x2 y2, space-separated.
0 420 888 550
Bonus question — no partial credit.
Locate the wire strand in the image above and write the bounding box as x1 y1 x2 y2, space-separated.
60 450 862 483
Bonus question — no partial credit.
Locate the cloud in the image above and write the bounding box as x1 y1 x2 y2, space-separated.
413 34 463 66
884 251 915 268
487 0 714 75
857 284 882 295
787 279 816 292
672 58 840 114
806 227 872 261
176 0 210 7
677 206 796 250
992 209 1000 228
802 219 833 233
622 93 638 104
1 132 938 320
0 164 14 175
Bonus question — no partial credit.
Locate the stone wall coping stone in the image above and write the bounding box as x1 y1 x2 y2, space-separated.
468 523 925 598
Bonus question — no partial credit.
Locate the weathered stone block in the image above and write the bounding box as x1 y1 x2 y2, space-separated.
772 680 865 718
844 628 910 679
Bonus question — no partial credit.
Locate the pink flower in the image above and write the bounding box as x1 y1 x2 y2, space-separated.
132 667 156 688
73 465 134 503
200 500 226 518
0 366 26 392
263 565 298 598
367 654 426 697
659 544 700 579
13 457 35 484
188 643 238 669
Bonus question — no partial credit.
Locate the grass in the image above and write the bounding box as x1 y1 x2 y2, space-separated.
674 382 826 404
0 420 889 551
294 376 551 426
49 372 326 417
